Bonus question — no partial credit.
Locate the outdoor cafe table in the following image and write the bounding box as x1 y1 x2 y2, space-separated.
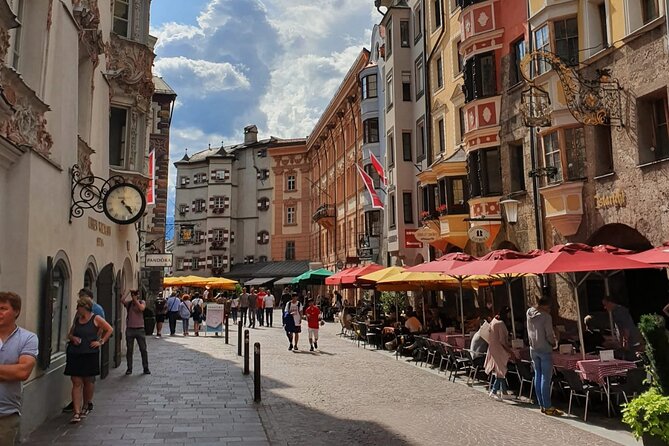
430 333 468 349
552 352 597 370
577 359 638 416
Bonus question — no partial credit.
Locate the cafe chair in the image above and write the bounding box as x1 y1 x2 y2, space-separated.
563 369 600 422
611 368 649 404
365 325 383 350
466 351 487 386
447 346 472 382
356 323 368 348
437 342 451 374
425 339 440 367
515 360 535 402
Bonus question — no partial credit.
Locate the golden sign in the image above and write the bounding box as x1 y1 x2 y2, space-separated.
595 189 626 209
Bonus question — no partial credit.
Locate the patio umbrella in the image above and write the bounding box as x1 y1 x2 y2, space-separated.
290 268 333 285
163 275 206 286
406 253 479 336
498 243 656 358
447 249 537 339
340 263 384 286
325 267 359 286
199 277 238 290
357 266 406 323
626 241 669 265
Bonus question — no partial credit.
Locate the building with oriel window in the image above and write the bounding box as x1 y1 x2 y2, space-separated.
172 126 307 279
0 0 157 438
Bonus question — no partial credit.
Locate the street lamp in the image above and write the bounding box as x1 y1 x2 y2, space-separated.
500 198 520 225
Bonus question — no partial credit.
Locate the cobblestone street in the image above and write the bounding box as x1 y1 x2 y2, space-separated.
26 315 637 446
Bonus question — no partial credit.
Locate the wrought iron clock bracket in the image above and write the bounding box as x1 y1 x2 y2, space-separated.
69 164 125 223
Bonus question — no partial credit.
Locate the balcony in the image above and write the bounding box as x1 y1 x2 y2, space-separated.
312 204 335 229
106 34 155 112
539 181 585 237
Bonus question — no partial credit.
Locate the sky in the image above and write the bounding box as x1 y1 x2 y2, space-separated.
150 0 378 236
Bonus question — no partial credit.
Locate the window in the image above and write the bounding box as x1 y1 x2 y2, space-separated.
403 192 414 223
192 230 205 244
386 71 394 109
509 143 526 191
389 193 396 228
213 256 224 268
213 229 225 242
433 0 442 30
287 175 296 191
213 196 228 211
543 131 562 184
179 176 190 187
510 38 526 86
416 118 426 160
534 25 550 75
365 210 382 236
554 18 579 66
638 91 669 164
414 5 423 42
436 56 444 89
363 118 380 144
214 170 230 181
285 241 296 260
109 107 128 167
456 40 463 74
362 74 378 99
256 168 270 181
564 127 586 179
176 258 184 271
193 199 206 213
448 177 468 213
257 231 270 245
402 72 412 101
642 0 660 24
257 197 270 211
458 107 466 142
594 125 614 176
9 0 24 70
415 56 424 98
400 20 410 47
51 262 70 355
463 52 496 102
386 22 393 57
402 132 412 161
286 206 296 224
178 204 189 215
387 131 395 167
437 118 445 152
192 257 200 271
113 0 131 37
467 148 502 197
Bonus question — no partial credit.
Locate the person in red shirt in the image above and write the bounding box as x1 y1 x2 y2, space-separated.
305 298 322 351
256 290 266 327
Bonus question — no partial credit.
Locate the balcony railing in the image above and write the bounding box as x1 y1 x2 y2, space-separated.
312 204 335 223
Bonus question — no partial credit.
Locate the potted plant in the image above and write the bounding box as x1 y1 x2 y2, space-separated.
420 211 432 222
436 204 448 216
621 314 669 445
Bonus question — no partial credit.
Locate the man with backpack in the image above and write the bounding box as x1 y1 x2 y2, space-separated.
191 293 204 336
165 292 181 336
284 293 303 351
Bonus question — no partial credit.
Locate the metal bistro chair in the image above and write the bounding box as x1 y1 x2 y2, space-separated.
610 367 649 404
365 325 383 350
447 346 472 382
437 342 451 373
466 351 487 386
562 369 601 422
515 360 535 402
356 322 368 348
425 338 440 367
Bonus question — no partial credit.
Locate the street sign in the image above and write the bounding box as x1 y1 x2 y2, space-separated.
145 253 173 267
468 226 490 243
358 248 373 261
414 226 439 243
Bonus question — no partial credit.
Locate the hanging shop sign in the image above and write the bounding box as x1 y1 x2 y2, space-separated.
405 229 423 248
468 226 490 244
414 226 440 243
145 253 173 267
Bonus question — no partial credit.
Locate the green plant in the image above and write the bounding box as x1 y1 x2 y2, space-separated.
234 283 243 296
379 291 407 315
638 314 669 396
622 388 669 443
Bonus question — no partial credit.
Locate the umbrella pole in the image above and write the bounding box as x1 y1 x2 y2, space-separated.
571 274 587 360
603 275 615 338
459 280 465 337
421 287 426 329
505 279 517 340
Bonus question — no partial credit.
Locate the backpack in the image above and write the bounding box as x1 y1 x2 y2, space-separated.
192 300 203 317
179 301 191 319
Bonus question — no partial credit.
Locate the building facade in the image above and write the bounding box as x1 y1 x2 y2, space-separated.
0 0 155 437
172 126 307 277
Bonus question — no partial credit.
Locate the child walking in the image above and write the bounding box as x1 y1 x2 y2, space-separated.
305 298 323 351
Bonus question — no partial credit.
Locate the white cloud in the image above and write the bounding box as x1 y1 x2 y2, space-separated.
154 57 250 98
150 22 204 49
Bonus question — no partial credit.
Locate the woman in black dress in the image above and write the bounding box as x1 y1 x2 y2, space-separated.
65 296 113 423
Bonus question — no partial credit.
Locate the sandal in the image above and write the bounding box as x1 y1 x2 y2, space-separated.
70 413 82 424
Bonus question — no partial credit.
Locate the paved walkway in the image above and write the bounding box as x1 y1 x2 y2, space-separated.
26 315 637 446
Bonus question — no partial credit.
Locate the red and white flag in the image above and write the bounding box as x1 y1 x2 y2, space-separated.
356 164 384 209
370 152 387 186
147 150 156 205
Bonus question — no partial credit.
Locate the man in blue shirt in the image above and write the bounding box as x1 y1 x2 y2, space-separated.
79 288 105 319
0 291 38 446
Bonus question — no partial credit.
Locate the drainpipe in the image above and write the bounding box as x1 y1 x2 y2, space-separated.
526 1 548 294
327 129 338 267
425 0 447 168
347 96 360 262
337 112 348 260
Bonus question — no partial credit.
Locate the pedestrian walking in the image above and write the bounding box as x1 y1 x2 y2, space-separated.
239 287 249 327
484 307 513 402
154 292 167 337
0 292 38 446
305 299 322 351
64 296 113 424
527 296 563 416
256 289 265 327
179 294 192 335
263 290 275 327
284 293 303 351
122 290 150 375
280 287 291 309
191 293 204 336
166 292 181 336
230 293 239 324
248 288 257 328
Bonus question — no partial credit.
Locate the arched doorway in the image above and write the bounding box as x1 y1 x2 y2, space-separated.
584 224 667 326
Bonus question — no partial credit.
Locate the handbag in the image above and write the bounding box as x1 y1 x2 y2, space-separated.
179 302 191 319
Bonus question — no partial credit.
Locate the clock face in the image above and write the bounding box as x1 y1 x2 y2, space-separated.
103 183 146 225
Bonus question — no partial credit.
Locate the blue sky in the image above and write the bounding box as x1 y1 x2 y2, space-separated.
150 0 377 236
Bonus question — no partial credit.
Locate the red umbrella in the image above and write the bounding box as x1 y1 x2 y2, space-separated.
325 267 359 286
406 252 479 336
499 243 657 358
447 249 537 339
340 264 384 285
627 241 669 265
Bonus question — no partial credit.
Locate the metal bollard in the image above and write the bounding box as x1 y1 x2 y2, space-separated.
225 314 229 344
237 320 242 356
253 343 261 402
243 330 250 375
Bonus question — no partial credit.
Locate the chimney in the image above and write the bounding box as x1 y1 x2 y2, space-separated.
244 125 258 144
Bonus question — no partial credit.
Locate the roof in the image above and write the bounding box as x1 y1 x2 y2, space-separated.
153 76 176 96
175 137 306 166
226 260 310 280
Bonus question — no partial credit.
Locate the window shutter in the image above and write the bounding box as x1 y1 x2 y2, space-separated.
207 256 212 267
257 200 262 209
207 230 213 241
185 177 190 185
223 256 229 266
225 170 230 181
231 231 235 243
191 202 196 212
256 233 261 242
224 197 230 208
211 170 217 180
199 232 205 243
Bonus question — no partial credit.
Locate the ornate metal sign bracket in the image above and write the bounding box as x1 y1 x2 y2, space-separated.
69 164 124 223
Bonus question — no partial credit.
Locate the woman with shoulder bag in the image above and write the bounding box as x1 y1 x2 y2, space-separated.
65 296 113 424
179 294 192 336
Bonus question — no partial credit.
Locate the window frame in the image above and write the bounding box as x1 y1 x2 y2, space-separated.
400 20 410 47
285 241 296 260
109 106 129 168
510 37 526 86
286 206 296 225
386 70 394 110
437 118 445 153
402 131 412 162
287 174 296 191
533 25 551 75
386 21 393 57
413 5 423 43
113 0 132 38
363 118 380 144
389 193 397 229
415 55 424 98
416 117 426 162
436 55 444 90
362 74 378 99
402 191 414 224
402 71 412 102
553 17 579 66
433 0 443 31
9 0 24 70
50 261 70 356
